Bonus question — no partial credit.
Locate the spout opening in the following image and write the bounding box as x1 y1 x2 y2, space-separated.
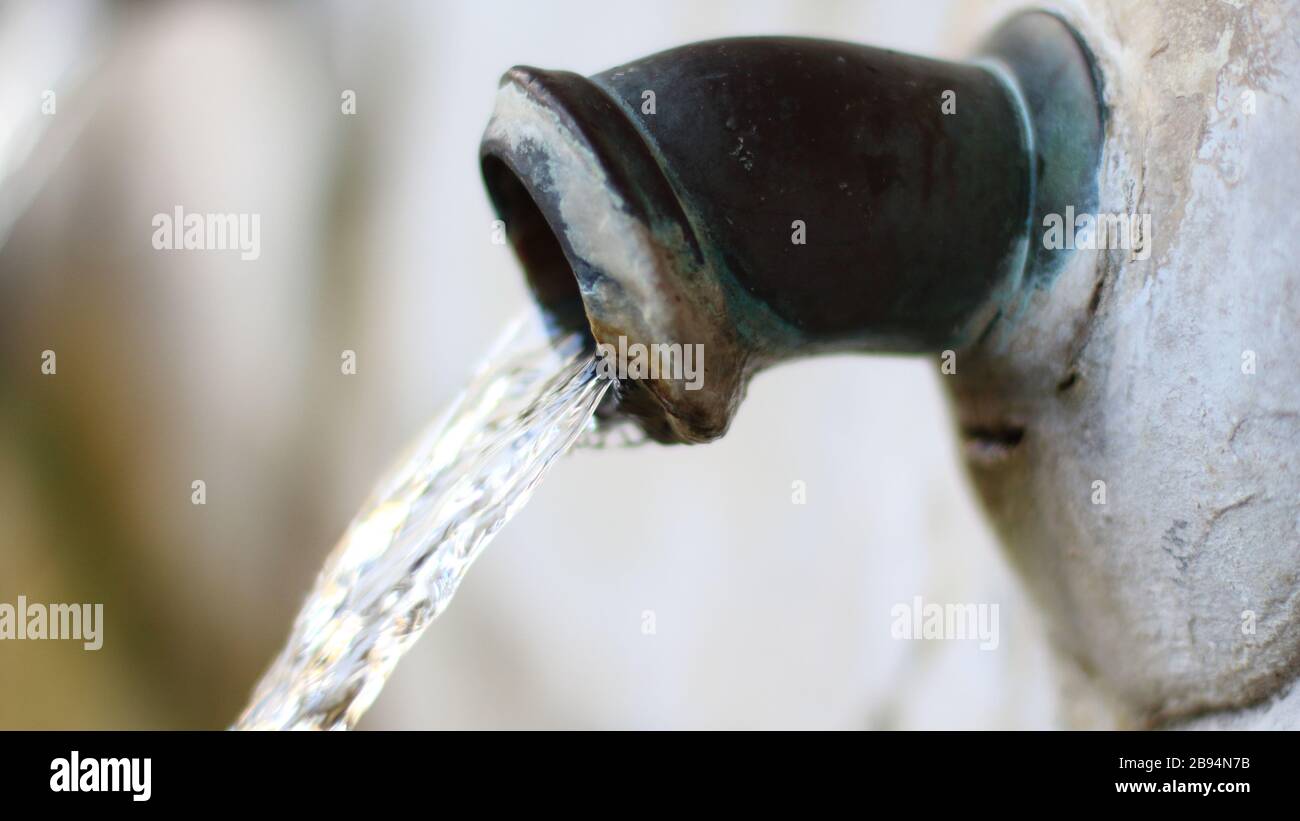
481 154 590 340
479 67 754 446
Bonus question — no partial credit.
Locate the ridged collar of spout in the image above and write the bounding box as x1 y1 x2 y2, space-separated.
481 68 749 443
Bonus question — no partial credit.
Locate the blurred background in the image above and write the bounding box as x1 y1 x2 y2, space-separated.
0 0 1096 729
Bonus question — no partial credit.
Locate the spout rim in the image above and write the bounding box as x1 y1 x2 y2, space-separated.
480 69 750 444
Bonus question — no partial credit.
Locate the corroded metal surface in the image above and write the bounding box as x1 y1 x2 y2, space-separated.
480 17 1101 443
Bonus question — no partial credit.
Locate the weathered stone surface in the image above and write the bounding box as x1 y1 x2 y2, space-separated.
949 0 1300 726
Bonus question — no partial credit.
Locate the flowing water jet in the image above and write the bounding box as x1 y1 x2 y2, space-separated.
235 312 609 730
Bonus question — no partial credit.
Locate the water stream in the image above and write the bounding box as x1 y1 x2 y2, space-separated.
234 312 610 730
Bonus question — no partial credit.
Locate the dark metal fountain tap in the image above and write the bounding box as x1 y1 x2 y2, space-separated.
480 11 1102 444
